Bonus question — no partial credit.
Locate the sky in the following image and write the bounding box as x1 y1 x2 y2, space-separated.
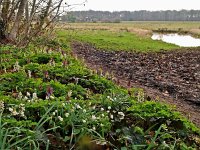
67 0 200 11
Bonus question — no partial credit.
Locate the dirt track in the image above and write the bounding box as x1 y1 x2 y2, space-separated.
72 42 200 126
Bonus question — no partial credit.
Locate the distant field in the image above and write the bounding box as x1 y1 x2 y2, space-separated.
57 21 200 37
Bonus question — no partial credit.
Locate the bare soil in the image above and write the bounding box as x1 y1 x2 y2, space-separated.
72 42 200 127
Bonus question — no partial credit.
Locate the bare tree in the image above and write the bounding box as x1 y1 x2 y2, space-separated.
0 0 86 45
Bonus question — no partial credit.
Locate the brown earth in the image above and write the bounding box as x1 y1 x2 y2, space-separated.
72 42 200 127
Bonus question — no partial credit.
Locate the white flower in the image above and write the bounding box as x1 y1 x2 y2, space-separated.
67 90 72 97
108 106 111 110
83 109 86 113
23 96 28 100
32 92 38 100
92 126 96 130
107 110 110 113
9 107 13 112
101 114 105 117
0 101 4 111
4 68 6 73
118 112 125 120
100 108 104 111
45 96 49 100
50 96 54 99
27 92 31 97
100 123 104 127
82 119 86 123
28 70 32 78
88 102 92 106
92 105 96 110
58 116 63 122
76 104 82 109
92 115 97 120
118 112 124 116
65 113 69 117
55 110 58 113
18 92 23 99
12 110 18 116
13 61 20 71
52 112 56 116
62 103 65 107
27 100 31 103
110 114 114 119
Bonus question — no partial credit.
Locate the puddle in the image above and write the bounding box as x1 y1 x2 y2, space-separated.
152 33 200 47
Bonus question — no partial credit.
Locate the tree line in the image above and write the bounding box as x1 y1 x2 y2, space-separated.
62 10 200 22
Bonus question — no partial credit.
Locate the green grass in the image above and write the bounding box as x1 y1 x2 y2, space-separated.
58 29 179 52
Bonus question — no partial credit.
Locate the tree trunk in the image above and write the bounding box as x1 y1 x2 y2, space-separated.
0 19 6 39
9 0 26 41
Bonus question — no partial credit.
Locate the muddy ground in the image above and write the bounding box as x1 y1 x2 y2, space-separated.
72 42 200 126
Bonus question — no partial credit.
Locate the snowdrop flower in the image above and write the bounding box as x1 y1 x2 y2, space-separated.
45 96 49 100
100 108 104 111
12 109 19 116
101 114 105 117
92 115 97 120
92 105 96 110
58 116 63 122
32 92 38 100
107 110 110 113
62 103 65 107
28 70 32 78
88 102 92 106
107 96 110 99
76 104 82 109
82 119 86 123
100 123 104 127
20 112 25 117
23 96 28 101
118 112 125 120
50 96 54 99
83 109 86 113
96 141 107 145
92 126 96 130
9 107 13 112
27 92 31 97
68 90 72 97
18 92 23 99
3 68 6 73
108 106 111 110
55 110 58 113
13 61 20 71
65 113 69 117
110 114 114 119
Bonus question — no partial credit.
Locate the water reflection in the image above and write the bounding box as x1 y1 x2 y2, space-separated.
152 33 200 47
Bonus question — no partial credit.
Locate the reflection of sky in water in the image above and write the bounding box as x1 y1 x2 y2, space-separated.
152 33 200 47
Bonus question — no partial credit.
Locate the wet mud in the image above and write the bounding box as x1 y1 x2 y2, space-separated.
72 42 200 126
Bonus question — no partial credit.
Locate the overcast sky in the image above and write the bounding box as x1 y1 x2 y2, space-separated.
67 0 200 11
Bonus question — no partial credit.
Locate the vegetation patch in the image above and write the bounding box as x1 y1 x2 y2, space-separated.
0 36 200 149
